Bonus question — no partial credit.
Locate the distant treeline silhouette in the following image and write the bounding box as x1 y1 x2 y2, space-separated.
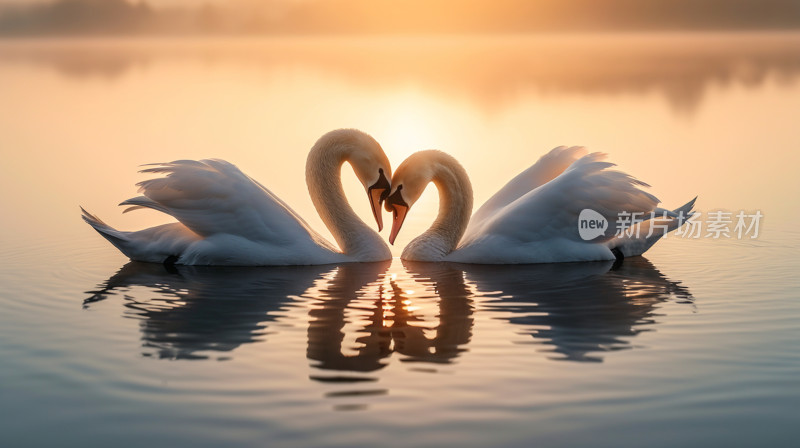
1 0 799 36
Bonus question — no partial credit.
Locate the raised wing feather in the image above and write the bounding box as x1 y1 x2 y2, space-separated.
120 159 335 251
459 153 659 249
466 146 587 239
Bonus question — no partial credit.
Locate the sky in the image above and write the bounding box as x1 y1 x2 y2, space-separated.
0 0 205 5
0 0 294 6
0 0 799 35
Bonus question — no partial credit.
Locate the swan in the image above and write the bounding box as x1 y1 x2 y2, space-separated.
384 147 696 263
81 129 393 266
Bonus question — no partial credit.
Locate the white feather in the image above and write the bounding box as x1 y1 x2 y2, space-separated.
82 130 391 266
393 147 695 264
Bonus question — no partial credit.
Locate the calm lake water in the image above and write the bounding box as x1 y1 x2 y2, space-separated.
1 34 799 447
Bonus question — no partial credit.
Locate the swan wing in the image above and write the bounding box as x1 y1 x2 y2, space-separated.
466 146 587 237
120 159 336 251
454 153 660 263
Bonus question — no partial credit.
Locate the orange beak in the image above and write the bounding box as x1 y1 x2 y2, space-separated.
368 187 387 231
384 187 409 245
388 203 408 245
367 170 391 232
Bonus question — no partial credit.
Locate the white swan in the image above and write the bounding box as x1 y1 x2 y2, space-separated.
82 129 393 266
384 147 695 263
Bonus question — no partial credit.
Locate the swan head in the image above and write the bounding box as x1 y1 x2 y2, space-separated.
347 135 392 232
311 129 393 231
383 152 436 245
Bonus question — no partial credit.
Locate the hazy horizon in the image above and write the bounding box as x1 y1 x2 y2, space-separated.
1 0 800 36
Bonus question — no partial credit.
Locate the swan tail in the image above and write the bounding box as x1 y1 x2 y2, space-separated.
611 196 697 257
80 207 135 257
669 196 698 219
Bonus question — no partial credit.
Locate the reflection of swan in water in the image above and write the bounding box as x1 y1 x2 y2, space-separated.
84 256 689 364
306 261 392 374
84 261 333 360
307 260 473 379
398 261 473 364
459 257 693 362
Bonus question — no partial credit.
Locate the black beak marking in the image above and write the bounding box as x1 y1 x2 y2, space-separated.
384 185 407 212
368 169 390 200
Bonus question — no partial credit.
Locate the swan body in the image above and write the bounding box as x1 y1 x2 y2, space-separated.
385 147 695 264
82 129 392 266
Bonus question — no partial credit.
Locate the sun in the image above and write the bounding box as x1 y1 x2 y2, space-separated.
374 90 443 165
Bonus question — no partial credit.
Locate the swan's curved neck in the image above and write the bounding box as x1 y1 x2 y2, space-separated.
306 139 388 260
406 155 473 260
